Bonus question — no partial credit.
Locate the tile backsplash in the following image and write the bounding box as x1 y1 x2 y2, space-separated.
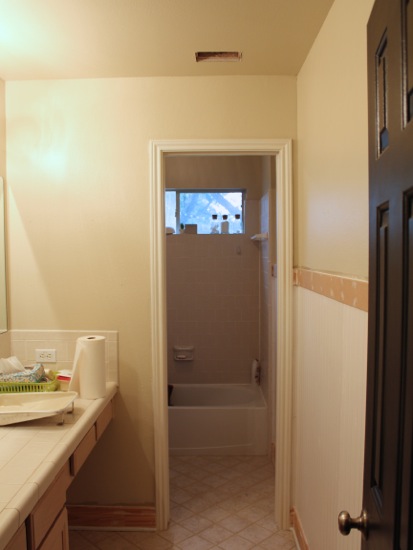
9 330 118 384
166 232 260 385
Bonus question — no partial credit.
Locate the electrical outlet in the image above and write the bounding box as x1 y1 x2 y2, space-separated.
35 349 57 363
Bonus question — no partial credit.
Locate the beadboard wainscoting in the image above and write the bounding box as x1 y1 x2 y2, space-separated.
292 285 368 550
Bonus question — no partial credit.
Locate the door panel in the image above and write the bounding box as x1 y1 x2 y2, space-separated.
399 192 413 550
363 0 413 548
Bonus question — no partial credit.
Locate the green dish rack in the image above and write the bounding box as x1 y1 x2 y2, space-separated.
0 378 60 393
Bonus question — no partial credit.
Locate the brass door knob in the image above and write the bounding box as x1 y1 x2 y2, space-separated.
338 509 368 538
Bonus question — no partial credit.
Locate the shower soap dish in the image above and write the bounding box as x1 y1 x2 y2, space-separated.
173 345 194 361
251 233 268 241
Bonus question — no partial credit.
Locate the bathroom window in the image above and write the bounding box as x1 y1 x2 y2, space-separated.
165 189 245 234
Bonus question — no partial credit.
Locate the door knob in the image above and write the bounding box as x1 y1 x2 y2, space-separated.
338 509 368 538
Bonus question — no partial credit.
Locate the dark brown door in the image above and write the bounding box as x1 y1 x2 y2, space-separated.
339 0 413 547
364 0 413 548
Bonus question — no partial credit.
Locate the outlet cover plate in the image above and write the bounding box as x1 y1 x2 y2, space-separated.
35 349 57 363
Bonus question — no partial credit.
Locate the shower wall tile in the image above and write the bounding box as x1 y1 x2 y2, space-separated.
167 233 260 384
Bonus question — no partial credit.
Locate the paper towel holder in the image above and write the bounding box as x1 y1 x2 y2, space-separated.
173 345 194 361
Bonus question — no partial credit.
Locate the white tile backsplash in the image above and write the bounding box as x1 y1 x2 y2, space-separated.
9 330 118 384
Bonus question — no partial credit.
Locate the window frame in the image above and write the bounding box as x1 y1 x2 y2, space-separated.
165 188 246 234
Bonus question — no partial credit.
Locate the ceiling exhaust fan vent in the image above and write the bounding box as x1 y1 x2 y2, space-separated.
195 51 242 63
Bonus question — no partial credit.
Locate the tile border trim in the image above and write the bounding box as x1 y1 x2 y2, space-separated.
293 268 368 312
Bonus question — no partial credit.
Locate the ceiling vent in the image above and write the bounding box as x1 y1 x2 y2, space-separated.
195 51 242 63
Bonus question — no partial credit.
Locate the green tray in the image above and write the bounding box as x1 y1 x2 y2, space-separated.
0 378 60 393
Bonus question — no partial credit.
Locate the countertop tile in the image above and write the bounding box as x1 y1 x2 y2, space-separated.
6 482 39 525
0 383 117 549
0 484 23 513
27 460 63 499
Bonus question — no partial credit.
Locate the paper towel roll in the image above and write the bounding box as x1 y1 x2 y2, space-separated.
69 335 106 399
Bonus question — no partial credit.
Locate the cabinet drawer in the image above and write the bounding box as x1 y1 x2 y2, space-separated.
96 400 113 440
70 425 96 476
39 507 69 550
5 522 26 550
28 462 71 549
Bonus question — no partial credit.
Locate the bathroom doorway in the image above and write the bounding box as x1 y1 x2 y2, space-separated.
150 139 293 531
165 154 275 457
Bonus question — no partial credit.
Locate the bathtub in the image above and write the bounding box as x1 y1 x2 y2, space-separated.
168 384 268 455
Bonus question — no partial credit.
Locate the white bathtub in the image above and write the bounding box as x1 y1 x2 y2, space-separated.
168 384 268 455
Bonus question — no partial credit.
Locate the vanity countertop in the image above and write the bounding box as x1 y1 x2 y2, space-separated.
0 382 117 549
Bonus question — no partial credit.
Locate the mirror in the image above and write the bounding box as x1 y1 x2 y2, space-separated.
0 178 7 333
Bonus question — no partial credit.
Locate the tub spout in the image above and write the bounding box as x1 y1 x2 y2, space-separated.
252 359 261 385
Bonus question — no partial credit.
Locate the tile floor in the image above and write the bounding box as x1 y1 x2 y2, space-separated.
69 455 297 549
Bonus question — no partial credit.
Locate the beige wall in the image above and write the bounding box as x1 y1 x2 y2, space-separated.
296 0 373 278
0 81 5 179
3 0 375 536
293 0 374 548
165 155 264 199
5 75 296 505
0 80 9 357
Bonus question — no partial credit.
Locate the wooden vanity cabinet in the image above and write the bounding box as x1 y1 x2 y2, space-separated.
4 523 26 550
24 398 114 550
38 508 69 550
27 461 71 550
70 425 96 476
70 400 113 476
96 401 113 440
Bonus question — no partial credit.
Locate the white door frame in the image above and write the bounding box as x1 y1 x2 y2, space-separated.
149 139 293 530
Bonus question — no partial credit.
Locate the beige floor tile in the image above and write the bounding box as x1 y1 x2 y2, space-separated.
199 505 230 523
159 523 193 544
177 534 215 550
69 531 99 550
69 456 297 550
260 530 297 549
237 523 274 545
217 533 255 550
169 504 194 523
255 512 279 532
237 504 271 523
179 514 212 534
197 523 233 545
80 531 138 550
218 513 251 534
122 530 175 549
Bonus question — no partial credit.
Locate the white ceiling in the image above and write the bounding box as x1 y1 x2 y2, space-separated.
0 0 335 81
